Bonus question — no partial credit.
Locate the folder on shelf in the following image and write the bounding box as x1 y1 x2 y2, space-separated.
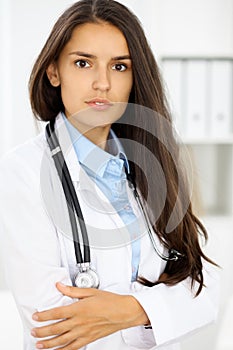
209 60 233 138
162 60 184 138
185 60 208 139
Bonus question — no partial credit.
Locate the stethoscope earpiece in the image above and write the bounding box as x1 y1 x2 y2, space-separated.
168 249 185 261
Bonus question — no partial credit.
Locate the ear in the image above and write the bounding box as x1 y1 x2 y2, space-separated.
46 62 60 87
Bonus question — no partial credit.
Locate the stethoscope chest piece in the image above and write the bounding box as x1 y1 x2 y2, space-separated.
74 263 100 288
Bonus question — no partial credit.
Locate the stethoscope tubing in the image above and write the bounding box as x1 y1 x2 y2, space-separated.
125 171 184 262
46 120 90 264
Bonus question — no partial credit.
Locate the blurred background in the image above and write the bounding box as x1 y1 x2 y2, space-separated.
0 0 232 349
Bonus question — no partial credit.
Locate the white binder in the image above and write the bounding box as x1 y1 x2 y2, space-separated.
209 60 233 138
162 60 184 138
185 60 208 139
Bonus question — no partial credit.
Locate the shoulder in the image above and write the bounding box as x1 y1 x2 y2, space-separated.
0 131 46 165
0 132 49 185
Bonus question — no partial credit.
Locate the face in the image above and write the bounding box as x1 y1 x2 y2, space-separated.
47 21 133 134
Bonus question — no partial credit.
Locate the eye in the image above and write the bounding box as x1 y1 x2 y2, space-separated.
75 60 91 68
112 63 127 72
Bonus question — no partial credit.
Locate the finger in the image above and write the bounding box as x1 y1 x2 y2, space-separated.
35 330 75 349
56 282 97 299
32 305 71 322
31 319 72 338
57 337 89 350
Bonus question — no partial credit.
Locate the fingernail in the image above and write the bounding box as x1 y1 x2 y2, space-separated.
32 313 38 321
31 329 36 337
36 344 44 349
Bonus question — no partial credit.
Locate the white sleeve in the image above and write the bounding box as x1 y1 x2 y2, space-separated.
0 150 74 342
122 260 219 349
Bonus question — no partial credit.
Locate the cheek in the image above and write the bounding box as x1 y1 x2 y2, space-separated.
126 73 133 93
60 76 84 102
119 75 133 101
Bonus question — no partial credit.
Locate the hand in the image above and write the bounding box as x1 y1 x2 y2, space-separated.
31 282 149 349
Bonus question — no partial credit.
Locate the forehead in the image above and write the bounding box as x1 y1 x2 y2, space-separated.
62 21 130 56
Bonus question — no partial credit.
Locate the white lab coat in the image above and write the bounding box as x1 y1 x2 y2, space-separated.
0 113 219 350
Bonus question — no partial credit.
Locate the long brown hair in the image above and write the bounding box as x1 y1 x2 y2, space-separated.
29 0 216 296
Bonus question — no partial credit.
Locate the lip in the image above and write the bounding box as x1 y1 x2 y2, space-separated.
85 98 114 111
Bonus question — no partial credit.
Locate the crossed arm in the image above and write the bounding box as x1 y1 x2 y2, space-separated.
31 282 150 350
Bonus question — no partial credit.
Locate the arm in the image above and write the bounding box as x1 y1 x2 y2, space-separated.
32 283 150 349
122 260 220 348
31 261 219 350
0 149 75 346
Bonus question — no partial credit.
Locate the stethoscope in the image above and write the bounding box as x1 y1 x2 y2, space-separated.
45 119 185 289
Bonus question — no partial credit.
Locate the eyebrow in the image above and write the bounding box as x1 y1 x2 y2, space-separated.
68 51 131 60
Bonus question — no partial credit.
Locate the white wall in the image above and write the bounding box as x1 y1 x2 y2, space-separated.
0 0 73 156
153 0 233 57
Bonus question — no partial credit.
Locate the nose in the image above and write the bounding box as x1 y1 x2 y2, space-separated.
92 66 111 92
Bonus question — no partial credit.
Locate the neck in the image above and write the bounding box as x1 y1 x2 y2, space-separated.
83 126 111 150
67 116 111 150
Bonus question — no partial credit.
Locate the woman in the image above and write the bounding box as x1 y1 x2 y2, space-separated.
0 0 219 349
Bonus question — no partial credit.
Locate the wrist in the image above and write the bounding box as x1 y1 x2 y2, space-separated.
123 295 150 327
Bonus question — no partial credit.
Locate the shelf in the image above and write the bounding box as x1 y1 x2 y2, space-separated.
180 138 233 145
201 214 233 222
159 55 233 61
